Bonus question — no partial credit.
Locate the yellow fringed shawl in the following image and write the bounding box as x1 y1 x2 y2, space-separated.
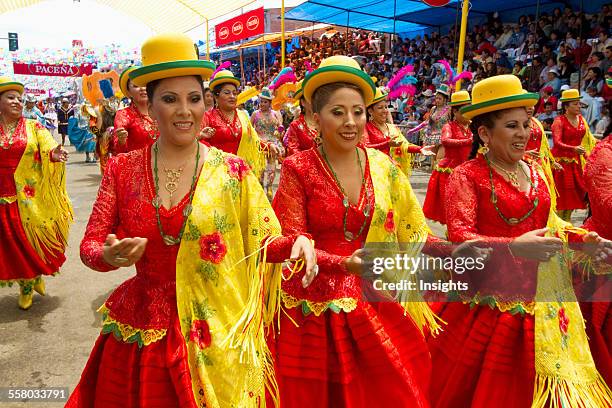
387 123 417 177
175 147 282 408
532 218 612 406
529 164 612 406
364 148 441 334
236 110 267 180
13 119 73 262
578 115 598 169
531 117 558 210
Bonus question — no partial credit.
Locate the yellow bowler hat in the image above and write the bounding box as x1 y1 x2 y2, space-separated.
130 33 216 87
559 88 581 102
460 75 538 120
302 55 376 105
209 70 241 92
449 90 471 106
368 87 388 107
607 78 612 88
0 76 24 95
119 66 137 97
293 79 304 100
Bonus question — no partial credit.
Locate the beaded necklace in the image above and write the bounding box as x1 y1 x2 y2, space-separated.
151 142 201 245
216 108 240 138
320 146 371 241
484 154 539 225
0 119 22 150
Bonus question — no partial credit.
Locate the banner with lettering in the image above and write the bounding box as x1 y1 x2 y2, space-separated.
215 7 265 47
13 62 95 77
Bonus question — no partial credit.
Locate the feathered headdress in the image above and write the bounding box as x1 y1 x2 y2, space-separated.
387 64 417 99
304 60 314 75
437 59 473 88
211 61 231 80
269 66 297 90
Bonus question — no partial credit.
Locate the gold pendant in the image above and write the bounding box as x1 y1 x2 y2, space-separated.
508 218 519 225
164 168 183 197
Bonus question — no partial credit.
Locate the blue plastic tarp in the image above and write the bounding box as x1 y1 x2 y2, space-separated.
286 0 608 36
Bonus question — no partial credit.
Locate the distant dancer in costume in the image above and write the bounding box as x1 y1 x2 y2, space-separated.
363 87 434 176
68 103 98 163
251 87 284 200
423 90 472 225
113 66 159 154
284 80 318 156
423 84 451 167
551 89 598 221
0 76 72 310
57 98 74 146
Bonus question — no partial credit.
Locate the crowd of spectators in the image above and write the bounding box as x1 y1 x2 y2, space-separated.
221 3 612 134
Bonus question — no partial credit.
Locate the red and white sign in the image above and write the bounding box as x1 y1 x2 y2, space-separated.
13 62 94 77
422 0 450 6
215 7 264 47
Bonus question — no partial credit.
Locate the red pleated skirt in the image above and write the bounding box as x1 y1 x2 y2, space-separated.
66 318 196 408
0 201 65 282
581 302 612 387
423 169 450 225
553 161 587 210
427 303 535 408
267 300 432 408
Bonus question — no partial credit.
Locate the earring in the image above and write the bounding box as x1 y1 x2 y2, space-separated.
478 143 489 155
314 131 322 146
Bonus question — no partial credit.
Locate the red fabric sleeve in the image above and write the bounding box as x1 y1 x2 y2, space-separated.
551 117 577 152
80 157 121 272
272 160 349 273
441 123 471 147
285 122 300 157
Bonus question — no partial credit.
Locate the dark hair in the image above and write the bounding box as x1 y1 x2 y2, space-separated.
145 75 205 100
561 101 574 113
468 110 504 159
212 82 238 97
311 82 363 113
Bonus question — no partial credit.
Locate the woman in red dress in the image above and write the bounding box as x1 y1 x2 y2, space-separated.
0 76 71 310
67 34 316 408
551 89 598 221
423 90 472 225
363 88 433 176
200 70 279 179
269 55 447 408
113 66 159 154
285 80 318 156
428 75 612 407
580 134 612 386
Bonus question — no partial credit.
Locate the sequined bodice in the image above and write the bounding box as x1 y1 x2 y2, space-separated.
113 104 158 153
80 147 190 329
0 119 26 197
273 148 374 303
204 109 242 154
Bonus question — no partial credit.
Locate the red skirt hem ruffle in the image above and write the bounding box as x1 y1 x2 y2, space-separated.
0 201 65 281
427 302 535 408
553 161 587 210
267 300 431 408
66 318 196 408
423 170 450 225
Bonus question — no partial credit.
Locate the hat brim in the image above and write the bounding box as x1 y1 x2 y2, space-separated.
0 82 24 95
460 93 539 120
209 76 241 92
119 68 136 97
303 65 376 106
559 96 581 102
130 60 216 87
449 100 471 106
368 94 388 107
293 88 303 100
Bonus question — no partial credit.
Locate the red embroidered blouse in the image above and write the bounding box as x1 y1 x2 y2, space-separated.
285 115 316 157
113 104 158 153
